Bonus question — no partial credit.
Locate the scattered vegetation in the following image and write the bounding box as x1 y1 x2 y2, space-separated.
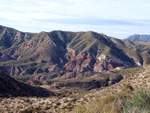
73 83 134 113
73 86 150 113
124 89 150 113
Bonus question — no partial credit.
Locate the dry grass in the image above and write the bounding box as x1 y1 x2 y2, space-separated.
73 83 134 113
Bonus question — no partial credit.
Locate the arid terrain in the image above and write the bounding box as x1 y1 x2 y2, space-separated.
1 65 150 113
0 25 150 113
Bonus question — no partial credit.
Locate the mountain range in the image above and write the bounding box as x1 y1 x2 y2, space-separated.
0 25 150 88
1 25 150 112
125 34 150 42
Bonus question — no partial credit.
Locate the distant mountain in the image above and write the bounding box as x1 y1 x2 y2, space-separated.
0 25 150 84
0 71 54 97
125 34 150 42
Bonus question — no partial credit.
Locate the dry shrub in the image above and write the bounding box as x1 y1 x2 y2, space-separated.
73 99 122 113
73 83 134 113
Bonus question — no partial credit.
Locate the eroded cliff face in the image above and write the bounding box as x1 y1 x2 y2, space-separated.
0 51 129 77
64 53 126 74
0 53 130 80
65 53 96 73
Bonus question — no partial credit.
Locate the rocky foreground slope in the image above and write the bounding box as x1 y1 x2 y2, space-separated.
0 25 150 83
86 65 150 98
0 65 150 112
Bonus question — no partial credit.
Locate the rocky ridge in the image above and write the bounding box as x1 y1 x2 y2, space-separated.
0 25 150 83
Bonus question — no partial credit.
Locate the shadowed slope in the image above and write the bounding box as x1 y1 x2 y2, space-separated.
0 71 54 97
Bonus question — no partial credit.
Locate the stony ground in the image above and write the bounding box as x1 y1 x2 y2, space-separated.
1 65 150 113
86 65 150 98
0 95 91 113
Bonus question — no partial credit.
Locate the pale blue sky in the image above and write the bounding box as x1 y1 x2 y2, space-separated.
0 0 150 38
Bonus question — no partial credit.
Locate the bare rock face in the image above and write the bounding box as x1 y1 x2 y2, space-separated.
64 53 122 77
65 53 96 74
94 61 117 72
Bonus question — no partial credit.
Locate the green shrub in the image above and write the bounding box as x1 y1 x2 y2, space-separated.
73 83 134 113
124 89 150 113
133 89 150 109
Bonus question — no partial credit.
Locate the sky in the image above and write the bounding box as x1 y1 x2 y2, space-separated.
0 0 150 39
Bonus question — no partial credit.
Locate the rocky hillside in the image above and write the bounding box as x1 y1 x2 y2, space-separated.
125 34 150 42
0 65 150 112
0 25 150 83
86 64 150 100
0 71 54 97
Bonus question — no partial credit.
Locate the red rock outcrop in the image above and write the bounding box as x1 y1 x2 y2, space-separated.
94 60 118 72
65 53 96 74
